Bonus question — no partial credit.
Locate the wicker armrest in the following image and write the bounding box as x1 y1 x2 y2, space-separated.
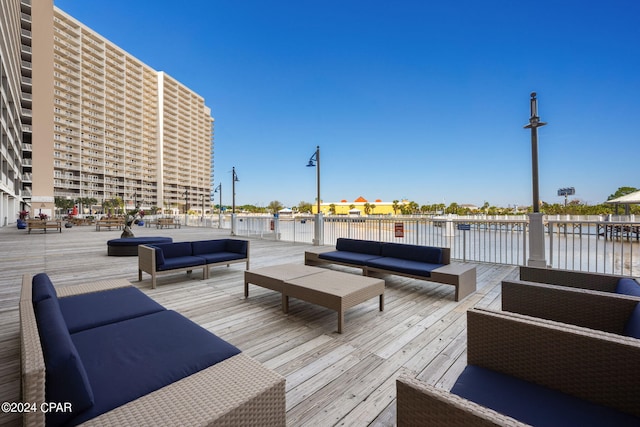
502 279 639 334
519 266 624 292
396 375 526 427
467 308 640 417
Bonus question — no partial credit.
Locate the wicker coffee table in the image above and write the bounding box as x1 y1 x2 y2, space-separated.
244 264 385 333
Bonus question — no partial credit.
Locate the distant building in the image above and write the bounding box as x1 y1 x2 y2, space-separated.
311 196 403 216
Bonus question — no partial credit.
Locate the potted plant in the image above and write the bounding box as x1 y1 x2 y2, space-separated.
17 210 28 229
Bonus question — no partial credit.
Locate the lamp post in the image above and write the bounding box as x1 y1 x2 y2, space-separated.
201 193 205 223
183 189 189 227
231 167 239 235
214 183 222 228
307 146 320 214
524 92 547 267
307 146 323 245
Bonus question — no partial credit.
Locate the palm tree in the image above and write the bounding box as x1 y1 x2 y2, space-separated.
392 200 400 215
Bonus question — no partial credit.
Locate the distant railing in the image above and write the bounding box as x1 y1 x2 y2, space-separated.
184 213 640 277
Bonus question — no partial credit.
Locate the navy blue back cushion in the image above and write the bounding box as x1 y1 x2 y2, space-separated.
155 242 193 259
69 310 241 425
624 303 640 339
192 239 227 255
32 273 57 303
381 243 443 264
336 238 381 255
35 298 94 426
452 365 640 426
58 287 165 333
147 245 165 266
616 278 640 297
225 239 248 255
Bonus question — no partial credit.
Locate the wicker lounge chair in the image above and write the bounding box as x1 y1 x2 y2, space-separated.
396 308 640 426
20 274 285 427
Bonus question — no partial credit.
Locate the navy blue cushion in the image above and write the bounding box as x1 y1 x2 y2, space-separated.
365 257 442 277
225 239 248 255
154 242 193 258
319 250 383 266
58 287 166 333
69 310 241 425
32 273 57 303
157 256 206 271
147 245 165 266
381 243 443 264
197 252 246 264
35 297 94 427
623 303 640 339
191 239 227 255
335 238 382 256
451 365 640 427
616 278 640 297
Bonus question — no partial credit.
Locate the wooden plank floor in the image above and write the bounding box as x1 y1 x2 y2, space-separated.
0 224 517 426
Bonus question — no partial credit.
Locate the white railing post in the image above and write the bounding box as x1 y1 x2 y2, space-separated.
527 212 547 267
313 212 324 246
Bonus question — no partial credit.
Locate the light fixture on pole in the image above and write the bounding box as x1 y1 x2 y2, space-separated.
523 92 547 267
201 193 205 222
182 189 189 226
306 146 320 214
232 167 239 214
214 183 222 228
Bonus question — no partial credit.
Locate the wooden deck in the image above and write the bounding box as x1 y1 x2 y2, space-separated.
0 224 517 426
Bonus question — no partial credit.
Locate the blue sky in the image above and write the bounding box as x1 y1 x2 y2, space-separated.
54 0 640 209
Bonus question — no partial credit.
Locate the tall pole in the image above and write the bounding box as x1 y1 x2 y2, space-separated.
524 92 546 212
524 92 547 267
315 146 320 215
232 167 236 214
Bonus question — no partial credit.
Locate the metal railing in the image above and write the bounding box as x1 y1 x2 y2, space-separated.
182 213 639 277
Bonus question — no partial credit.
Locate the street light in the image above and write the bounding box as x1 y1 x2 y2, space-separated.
182 189 189 226
232 167 239 214
214 183 222 228
306 146 320 214
523 92 547 267
524 92 547 213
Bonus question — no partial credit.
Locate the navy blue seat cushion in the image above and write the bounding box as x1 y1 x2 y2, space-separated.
158 255 206 271
623 303 640 339
191 239 228 254
35 297 94 427
319 250 383 266
335 238 382 256
32 272 57 303
451 365 640 427
365 257 442 277
381 243 443 264
196 252 246 264
107 237 172 246
616 278 640 297
69 310 241 425
58 287 166 333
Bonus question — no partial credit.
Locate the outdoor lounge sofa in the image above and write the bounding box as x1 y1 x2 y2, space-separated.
20 273 285 427
138 239 250 289
305 238 476 301
396 308 640 426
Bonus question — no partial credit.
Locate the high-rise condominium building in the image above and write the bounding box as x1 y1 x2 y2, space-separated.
1 0 213 226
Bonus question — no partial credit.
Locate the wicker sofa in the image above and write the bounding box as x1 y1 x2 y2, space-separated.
519 265 640 294
138 239 250 289
20 273 285 427
396 308 640 426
